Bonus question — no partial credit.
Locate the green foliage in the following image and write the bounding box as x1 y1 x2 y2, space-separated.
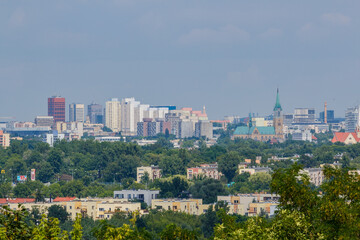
189 178 229 204
218 151 242 182
47 205 69 224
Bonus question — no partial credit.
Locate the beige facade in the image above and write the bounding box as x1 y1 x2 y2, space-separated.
137 166 162 182
151 199 205 215
217 196 246 215
9 199 141 220
187 163 222 180
0 130 10 148
105 98 121 132
248 202 278 217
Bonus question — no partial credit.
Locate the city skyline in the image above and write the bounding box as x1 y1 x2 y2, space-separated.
1 1 360 121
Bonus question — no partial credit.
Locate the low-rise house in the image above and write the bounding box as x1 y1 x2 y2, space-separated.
187 163 222 180
137 166 162 183
238 166 271 175
114 190 160 206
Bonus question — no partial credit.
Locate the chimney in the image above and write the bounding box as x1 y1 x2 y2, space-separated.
324 102 327 124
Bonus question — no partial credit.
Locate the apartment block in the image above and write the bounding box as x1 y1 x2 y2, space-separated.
114 190 160 206
187 163 222 180
0 130 10 148
151 199 207 215
136 166 162 183
35 116 54 127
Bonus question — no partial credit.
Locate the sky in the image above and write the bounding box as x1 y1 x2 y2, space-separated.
1 0 360 121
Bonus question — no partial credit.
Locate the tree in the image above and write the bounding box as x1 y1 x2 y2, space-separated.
47 205 69 224
47 148 64 173
13 183 32 198
248 172 272 192
218 151 242 182
189 178 228 204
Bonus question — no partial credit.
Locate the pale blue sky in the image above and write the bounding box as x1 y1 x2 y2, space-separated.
1 0 359 120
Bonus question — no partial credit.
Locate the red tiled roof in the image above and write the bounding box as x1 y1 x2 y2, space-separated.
53 197 76 202
0 198 35 204
331 132 360 143
312 135 318 140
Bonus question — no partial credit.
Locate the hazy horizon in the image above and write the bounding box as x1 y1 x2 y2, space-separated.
1 1 360 121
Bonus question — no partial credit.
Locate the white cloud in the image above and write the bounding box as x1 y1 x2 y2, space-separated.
260 28 282 39
8 8 25 27
321 13 350 25
178 25 250 44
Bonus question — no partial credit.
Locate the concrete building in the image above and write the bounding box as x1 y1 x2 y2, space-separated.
44 132 65 147
137 118 171 137
8 198 141 220
69 103 85 122
151 199 207 215
48 96 65 122
292 129 312 142
179 121 194 138
87 103 103 124
345 105 360 132
217 196 246 215
35 116 54 127
195 120 213 139
248 202 279 217
136 166 162 182
0 130 10 148
114 190 160 206
301 168 324 186
121 98 140 135
293 108 316 124
187 163 222 180
105 98 121 132
238 166 271 175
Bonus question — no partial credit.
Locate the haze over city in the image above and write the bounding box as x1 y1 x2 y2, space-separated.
1 0 360 121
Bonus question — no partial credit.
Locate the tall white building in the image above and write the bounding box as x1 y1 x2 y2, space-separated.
69 104 85 122
345 105 360 132
121 98 140 135
105 98 121 132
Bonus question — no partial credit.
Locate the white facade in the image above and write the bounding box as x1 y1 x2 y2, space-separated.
292 129 312 142
121 98 140 135
45 133 65 147
105 98 121 132
345 105 360 132
69 104 85 122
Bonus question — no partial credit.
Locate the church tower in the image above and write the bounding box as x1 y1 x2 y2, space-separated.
273 88 284 140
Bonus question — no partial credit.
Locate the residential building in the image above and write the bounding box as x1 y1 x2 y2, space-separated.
301 168 324 186
48 96 65 122
105 98 121 132
217 196 246 215
114 190 160 206
35 116 54 127
88 103 103 124
238 166 271 175
345 106 360 132
292 129 312 142
137 118 171 137
136 166 162 182
187 163 222 180
248 202 279 217
44 132 65 147
151 199 206 215
69 103 85 122
0 130 10 148
195 120 213 139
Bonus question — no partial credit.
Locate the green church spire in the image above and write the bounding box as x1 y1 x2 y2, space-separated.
273 88 282 111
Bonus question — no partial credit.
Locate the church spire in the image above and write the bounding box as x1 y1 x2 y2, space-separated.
273 88 282 111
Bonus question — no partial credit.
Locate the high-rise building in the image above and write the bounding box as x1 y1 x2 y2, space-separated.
293 108 315 124
48 96 65 122
0 130 10 148
320 110 335 123
105 98 121 132
121 98 140 135
69 103 85 122
345 106 360 132
195 120 213 139
88 103 103 124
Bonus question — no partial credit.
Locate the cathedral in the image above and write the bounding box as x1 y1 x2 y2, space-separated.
232 89 284 142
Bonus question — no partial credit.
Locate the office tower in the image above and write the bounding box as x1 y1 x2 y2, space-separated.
121 98 140 135
345 106 360 132
88 103 103 124
48 96 65 122
105 98 121 132
35 116 54 127
69 103 85 122
293 108 315 124
320 110 335 123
